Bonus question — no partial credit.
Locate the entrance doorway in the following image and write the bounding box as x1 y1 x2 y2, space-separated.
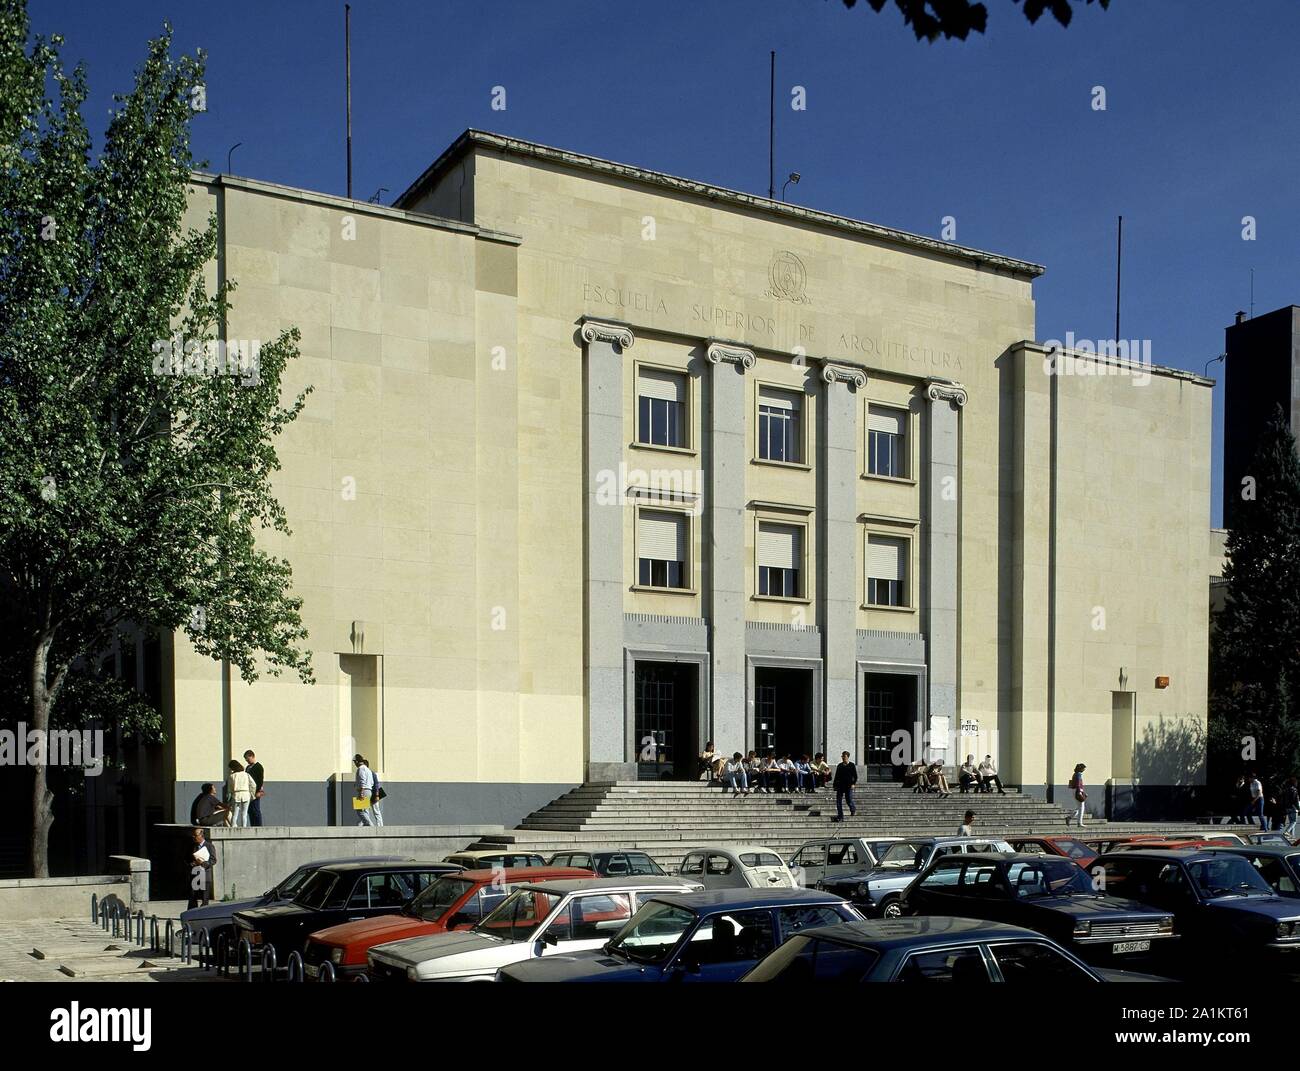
753 667 816 759
634 661 698 780
864 672 916 782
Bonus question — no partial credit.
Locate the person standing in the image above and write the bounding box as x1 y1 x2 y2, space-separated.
832 751 858 823
958 810 976 837
1282 777 1300 841
978 755 1006 795
354 754 384 826
1067 763 1087 826
1246 772 1265 828
243 749 265 827
225 760 257 827
186 826 216 910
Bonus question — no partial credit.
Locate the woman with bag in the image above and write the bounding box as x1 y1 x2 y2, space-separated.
225 760 257 827
1067 763 1087 826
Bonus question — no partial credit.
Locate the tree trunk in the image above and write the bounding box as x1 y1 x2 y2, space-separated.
29 638 55 878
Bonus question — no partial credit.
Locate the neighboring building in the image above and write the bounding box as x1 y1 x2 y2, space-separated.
115 130 1210 840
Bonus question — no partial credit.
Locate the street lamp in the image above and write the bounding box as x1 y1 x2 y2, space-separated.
781 172 801 201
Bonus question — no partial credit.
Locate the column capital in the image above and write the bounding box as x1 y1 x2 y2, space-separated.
580 319 635 351
820 362 867 389
705 340 756 370
925 379 968 408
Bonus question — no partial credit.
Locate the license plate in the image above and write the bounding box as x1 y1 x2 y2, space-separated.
1113 939 1150 954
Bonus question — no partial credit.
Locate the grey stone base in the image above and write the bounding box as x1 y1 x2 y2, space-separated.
587 762 637 782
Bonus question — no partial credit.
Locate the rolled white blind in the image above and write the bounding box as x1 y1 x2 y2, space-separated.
638 368 686 403
758 387 798 412
639 511 685 561
757 523 799 570
868 405 905 435
867 536 904 581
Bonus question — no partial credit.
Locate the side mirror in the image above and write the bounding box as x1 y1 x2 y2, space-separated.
541 930 559 947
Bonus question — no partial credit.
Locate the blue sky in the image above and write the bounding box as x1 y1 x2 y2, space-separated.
32 0 1300 525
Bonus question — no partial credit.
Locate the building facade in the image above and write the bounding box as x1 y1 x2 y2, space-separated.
146 130 1211 830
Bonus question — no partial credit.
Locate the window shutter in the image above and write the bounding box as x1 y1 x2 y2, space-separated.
868 406 905 435
867 536 905 581
757 524 800 570
639 511 685 561
758 387 798 412
638 368 686 403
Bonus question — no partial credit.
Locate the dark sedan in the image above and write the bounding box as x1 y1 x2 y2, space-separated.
899 853 1175 966
1204 845 1300 899
1091 849 1300 975
497 888 861 982
740 917 1169 982
233 861 461 963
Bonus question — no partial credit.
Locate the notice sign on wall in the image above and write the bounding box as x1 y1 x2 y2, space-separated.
960 720 979 735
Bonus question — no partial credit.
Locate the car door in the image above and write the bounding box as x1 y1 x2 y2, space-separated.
680 852 707 885
824 841 863 883
674 909 778 982
538 892 634 956
893 944 993 982
907 860 965 916
791 842 827 887
985 940 1099 982
705 853 743 889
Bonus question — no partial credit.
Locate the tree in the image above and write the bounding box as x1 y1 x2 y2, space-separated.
833 0 1111 41
0 0 313 877
1209 408 1300 796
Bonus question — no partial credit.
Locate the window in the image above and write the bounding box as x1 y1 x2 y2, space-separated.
637 368 687 448
688 911 776 964
794 844 827 869
867 405 907 477
565 893 633 940
706 854 734 876
680 854 705 876
990 942 1096 983
776 905 846 940
919 864 964 890
637 510 688 589
758 387 802 463
757 522 802 598
347 872 413 910
740 935 880 983
827 843 860 866
866 535 907 607
896 946 990 983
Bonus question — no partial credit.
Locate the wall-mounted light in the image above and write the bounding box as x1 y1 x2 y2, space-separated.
1155 676 1170 689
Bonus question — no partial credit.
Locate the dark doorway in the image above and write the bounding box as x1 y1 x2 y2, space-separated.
753 667 816 759
864 672 917 782
634 661 698 780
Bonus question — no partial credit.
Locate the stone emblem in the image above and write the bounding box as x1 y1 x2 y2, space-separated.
766 251 809 304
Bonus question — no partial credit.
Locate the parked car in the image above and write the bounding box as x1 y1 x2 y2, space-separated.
739 917 1169 982
1077 835 1144 855
367 876 701 981
820 837 1015 918
677 846 795 889
1202 845 1300 899
497 888 862 982
547 850 665 876
1111 837 1241 852
1247 832 1295 846
1006 835 1098 868
180 855 412 950
233 861 461 963
899 852 1175 966
788 837 904 886
1090 849 1300 974
301 866 592 979
442 850 547 870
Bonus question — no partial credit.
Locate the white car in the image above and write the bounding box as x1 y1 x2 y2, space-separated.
677 846 795 890
366 876 701 981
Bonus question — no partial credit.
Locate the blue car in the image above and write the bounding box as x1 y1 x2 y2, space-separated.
496 888 861 982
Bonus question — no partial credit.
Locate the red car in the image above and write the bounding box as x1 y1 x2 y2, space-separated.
1006 835 1098 868
302 865 592 978
1111 836 1240 852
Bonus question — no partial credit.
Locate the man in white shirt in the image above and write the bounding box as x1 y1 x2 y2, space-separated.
958 810 976 837
978 755 1006 795
1247 773 1265 828
722 752 750 796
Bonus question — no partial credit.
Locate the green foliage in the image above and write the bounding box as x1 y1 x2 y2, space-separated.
1210 408 1300 789
835 0 1111 41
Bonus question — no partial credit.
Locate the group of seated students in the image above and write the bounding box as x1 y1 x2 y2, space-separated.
901 753 1005 798
698 743 832 796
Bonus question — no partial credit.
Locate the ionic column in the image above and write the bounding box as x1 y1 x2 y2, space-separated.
582 319 635 781
705 341 755 753
821 362 867 761
924 379 967 753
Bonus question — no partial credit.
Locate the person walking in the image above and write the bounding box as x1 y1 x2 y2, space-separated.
1246 772 1265 828
832 751 858 823
958 810 976 837
225 760 257 828
978 755 1006 795
243 750 265 827
1282 777 1300 841
186 826 216 910
1067 763 1087 826
354 754 385 826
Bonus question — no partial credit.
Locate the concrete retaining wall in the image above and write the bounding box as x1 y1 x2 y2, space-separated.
0 873 135 920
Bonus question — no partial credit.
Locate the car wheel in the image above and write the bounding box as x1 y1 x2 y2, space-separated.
880 898 904 919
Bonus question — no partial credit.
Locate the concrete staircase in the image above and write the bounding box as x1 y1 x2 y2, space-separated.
466 781 1213 871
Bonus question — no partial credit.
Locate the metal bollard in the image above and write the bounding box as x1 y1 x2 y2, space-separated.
136 911 145 947
90 893 98 922
180 924 193 964
260 944 277 981
164 918 174 956
318 960 336 984
217 933 230 976
285 951 304 983
149 915 160 953
100 902 109 931
197 928 212 969
238 938 253 983
353 972 369 983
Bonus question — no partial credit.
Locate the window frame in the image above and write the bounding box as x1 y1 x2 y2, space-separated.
864 400 914 482
753 381 810 469
633 503 694 594
753 511 812 605
863 527 914 612
633 360 694 454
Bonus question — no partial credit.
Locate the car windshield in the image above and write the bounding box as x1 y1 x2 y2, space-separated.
411 876 475 922
294 871 339 909
1187 857 1274 898
606 901 698 966
474 889 563 941
877 842 928 868
276 867 314 899
740 852 783 868
1009 860 1093 898
1053 839 1093 861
